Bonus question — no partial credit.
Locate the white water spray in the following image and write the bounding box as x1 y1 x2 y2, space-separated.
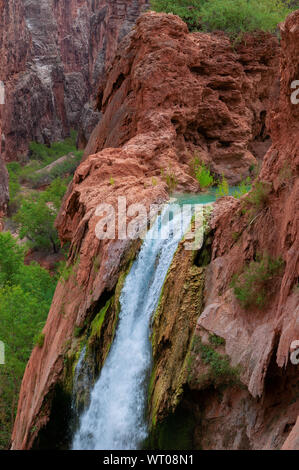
72 204 194 450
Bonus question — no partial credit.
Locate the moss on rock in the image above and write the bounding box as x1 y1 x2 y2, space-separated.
148 238 206 437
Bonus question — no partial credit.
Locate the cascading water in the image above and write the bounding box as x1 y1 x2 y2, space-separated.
72 198 212 450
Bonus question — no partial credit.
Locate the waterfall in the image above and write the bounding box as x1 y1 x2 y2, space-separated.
72 203 195 450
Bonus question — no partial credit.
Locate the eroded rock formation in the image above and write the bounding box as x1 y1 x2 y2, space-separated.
0 0 148 161
85 12 279 184
11 11 297 450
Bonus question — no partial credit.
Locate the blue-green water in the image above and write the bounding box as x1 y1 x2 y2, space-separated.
172 186 246 206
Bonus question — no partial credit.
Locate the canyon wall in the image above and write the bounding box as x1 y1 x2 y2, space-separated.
11 11 293 450
0 0 149 161
149 10 299 450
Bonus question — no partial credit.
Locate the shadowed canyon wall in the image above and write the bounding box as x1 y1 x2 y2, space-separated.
11 11 298 449
0 0 149 161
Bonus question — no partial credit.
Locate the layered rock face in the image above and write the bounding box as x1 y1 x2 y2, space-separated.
0 0 148 161
11 12 288 450
149 11 299 449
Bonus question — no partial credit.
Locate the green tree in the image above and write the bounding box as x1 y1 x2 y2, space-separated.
0 232 57 448
0 232 24 285
13 178 67 253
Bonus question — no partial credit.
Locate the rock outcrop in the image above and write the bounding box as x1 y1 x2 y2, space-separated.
85 12 279 184
11 11 291 450
149 10 299 449
0 0 149 161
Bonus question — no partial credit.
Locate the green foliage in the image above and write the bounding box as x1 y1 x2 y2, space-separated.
0 232 24 285
151 0 295 35
190 335 240 387
0 232 56 448
160 167 178 192
58 254 80 284
58 261 74 283
89 300 111 342
6 162 23 211
209 333 225 347
231 255 285 309
27 153 82 188
151 0 204 30
199 343 239 382
13 178 67 253
34 332 45 348
74 326 83 338
243 180 272 214
200 0 293 37
191 157 215 188
109 176 115 186
29 130 78 163
7 132 82 212
232 177 252 199
216 175 229 198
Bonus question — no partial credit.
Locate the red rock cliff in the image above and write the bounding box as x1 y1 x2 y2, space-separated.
11 12 287 450
182 10 298 449
0 0 148 161
85 12 279 184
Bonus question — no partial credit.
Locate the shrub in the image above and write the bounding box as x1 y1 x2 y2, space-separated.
34 332 45 348
151 0 296 35
191 157 215 188
233 177 252 199
58 261 75 283
26 153 82 188
244 180 272 211
216 175 229 198
29 130 79 163
209 334 225 347
230 254 285 309
200 0 293 37
199 343 239 382
161 167 178 192
151 0 204 30
189 335 240 386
